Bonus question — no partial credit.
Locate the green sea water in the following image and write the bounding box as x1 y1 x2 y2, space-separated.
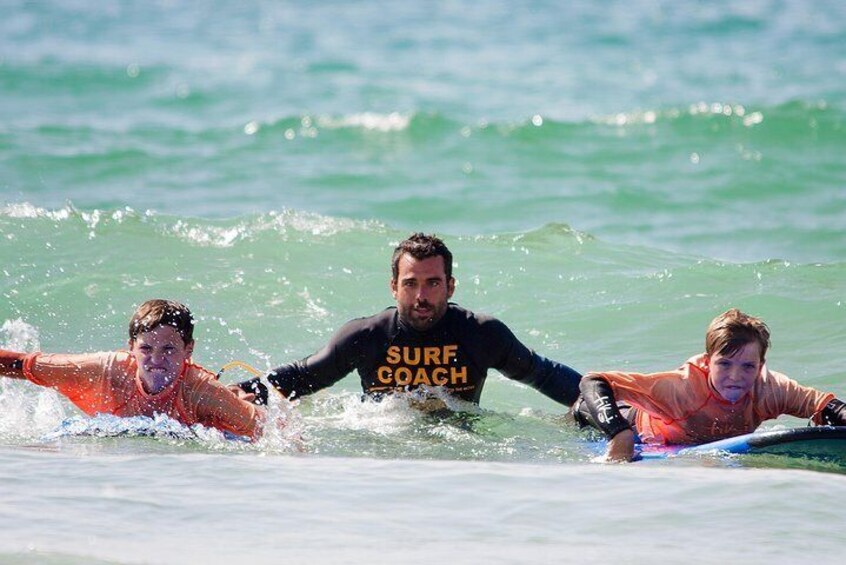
1 1 846 563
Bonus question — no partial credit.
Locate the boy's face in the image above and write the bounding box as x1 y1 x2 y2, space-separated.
390 253 455 331
129 325 194 388
706 341 763 403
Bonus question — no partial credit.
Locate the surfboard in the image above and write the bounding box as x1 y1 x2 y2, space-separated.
636 426 846 464
41 413 250 442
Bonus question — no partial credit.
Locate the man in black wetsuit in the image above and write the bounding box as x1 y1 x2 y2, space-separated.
236 233 582 408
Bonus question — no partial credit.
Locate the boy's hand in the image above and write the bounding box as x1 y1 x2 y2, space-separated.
227 377 269 405
227 384 256 403
605 429 635 462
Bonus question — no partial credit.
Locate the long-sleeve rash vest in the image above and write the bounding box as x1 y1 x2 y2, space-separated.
22 351 262 439
587 354 834 445
267 304 582 406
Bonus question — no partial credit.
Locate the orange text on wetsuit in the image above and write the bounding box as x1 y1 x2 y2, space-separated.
376 345 467 387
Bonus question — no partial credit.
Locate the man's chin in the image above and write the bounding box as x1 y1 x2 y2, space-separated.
399 307 445 331
409 318 435 331
403 312 437 330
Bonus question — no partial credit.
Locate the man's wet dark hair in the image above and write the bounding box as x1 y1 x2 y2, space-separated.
128 299 194 345
391 233 453 281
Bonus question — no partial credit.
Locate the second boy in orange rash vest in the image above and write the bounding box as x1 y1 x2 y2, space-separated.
572 309 846 462
0 299 264 440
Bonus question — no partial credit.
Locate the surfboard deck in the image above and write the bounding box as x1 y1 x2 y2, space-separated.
636 426 846 464
42 413 250 443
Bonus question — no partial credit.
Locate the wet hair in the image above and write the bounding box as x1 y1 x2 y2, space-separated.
391 233 453 281
128 299 194 345
705 308 770 362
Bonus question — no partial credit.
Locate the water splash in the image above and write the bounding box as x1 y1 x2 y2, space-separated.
1 318 41 351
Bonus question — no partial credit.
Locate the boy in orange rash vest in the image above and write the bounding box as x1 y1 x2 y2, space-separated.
0 299 264 440
573 309 846 462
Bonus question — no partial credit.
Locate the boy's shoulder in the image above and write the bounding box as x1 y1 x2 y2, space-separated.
178 362 241 400
640 354 709 382
753 367 795 390
181 361 219 385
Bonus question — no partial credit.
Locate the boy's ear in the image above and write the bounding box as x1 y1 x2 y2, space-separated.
185 340 195 358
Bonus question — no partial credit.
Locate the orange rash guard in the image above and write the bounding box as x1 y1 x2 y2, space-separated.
591 354 834 445
22 351 262 439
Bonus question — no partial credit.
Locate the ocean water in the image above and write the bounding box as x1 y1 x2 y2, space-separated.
1 1 845 563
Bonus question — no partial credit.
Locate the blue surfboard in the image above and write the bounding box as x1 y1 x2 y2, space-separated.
636 426 846 464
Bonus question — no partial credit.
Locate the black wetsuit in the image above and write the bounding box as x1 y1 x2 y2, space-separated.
253 304 581 406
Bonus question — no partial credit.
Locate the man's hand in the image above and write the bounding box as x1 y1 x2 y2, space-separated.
0 349 26 378
605 429 635 463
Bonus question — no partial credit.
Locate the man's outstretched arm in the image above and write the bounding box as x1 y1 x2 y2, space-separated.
234 319 366 404
820 398 846 426
485 319 582 406
579 375 635 462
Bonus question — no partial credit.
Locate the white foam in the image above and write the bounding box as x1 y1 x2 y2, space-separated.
318 112 411 132
169 220 248 248
1 318 40 351
1 202 69 220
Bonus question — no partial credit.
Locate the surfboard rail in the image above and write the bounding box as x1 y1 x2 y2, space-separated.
635 425 846 463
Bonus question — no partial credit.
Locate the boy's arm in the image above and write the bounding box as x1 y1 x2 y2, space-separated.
194 379 266 440
0 350 26 378
579 375 635 461
765 370 838 423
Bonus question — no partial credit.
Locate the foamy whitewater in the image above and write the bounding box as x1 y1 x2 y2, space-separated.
1 2 845 563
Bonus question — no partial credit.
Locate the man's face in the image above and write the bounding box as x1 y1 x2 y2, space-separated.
706 341 763 404
390 254 455 331
129 325 193 391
